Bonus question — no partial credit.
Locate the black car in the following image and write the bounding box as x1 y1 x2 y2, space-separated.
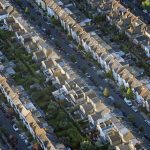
122 112 127 117
144 134 150 141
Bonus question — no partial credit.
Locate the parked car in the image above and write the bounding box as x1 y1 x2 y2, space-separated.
131 106 138 112
124 98 132 106
36 11 41 16
122 112 127 117
9 135 18 148
99 86 103 91
24 139 31 146
1 102 9 112
69 44 73 48
13 124 19 131
144 134 150 141
108 96 115 102
19 134 26 140
145 120 150 126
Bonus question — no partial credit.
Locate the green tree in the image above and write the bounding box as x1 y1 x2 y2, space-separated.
127 114 135 123
77 44 83 51
85 52 93 60
67 34 73 41
80 141 95 150
139 126 144 132
0 127 6 134
105 70 113 79
103 87 109 97
94 15 106 23
70 54 77 63
81 65 87 74
120 85 126 94
25 7 29 14
51 16 60 26
67 127 84 148
147 113 150 118
142 0 150 10
0 30 14 40
126 87 134 100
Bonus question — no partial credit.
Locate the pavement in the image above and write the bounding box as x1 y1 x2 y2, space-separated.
9 0 150 148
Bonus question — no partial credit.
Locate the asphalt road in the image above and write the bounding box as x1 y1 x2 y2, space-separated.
10 0 150 147
0 109 27 150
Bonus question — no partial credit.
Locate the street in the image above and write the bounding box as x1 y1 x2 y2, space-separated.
10 0 150 147
0 109 27 150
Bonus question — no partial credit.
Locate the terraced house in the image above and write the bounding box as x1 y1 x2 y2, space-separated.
34 0 150 112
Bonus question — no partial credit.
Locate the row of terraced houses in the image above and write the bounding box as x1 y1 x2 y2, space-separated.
34 0 150 112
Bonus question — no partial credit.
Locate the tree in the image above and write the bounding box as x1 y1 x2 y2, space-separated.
0 127 6 134
105 70 113 79
70 54 77 63
103 87 109 97
0 30 14 40
80 141 95 150
67 34 73 41
25 7 29 14
127 114 135 123
147 113 150 118
120 85 126 94
85 52 93 60
142 0 150 10
139 126 144 132
81 65 87 74
126 87 134 100
67 127 84 149
94 15 106 23
51 16 60 26
77 44 83 51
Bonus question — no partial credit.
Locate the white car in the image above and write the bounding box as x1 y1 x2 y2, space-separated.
13 124 19 131
145 120 150 126
19 134 26 140
24 139 29 145
46 22 51 25
131 106 138 112
69 44 73 48
108 96 115 102
92 66 96 70
124 98 132 106
51 37 55 40
41 27 46 32
99 86 103 91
